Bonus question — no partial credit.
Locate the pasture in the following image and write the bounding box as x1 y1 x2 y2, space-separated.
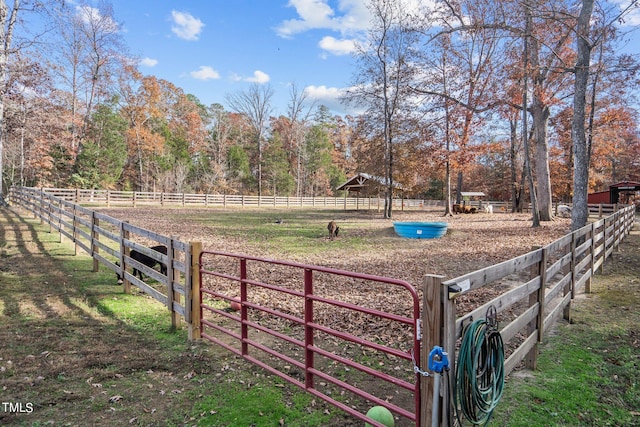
93 206 572 285
1 204 637 426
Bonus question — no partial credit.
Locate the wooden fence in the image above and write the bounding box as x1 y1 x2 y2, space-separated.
431 204 636 425
8 186 195 331
25 187 630 217
6 186 636 426
33 187 443 210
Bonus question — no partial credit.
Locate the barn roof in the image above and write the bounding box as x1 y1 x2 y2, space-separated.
609 181 640 189
336 173 403 192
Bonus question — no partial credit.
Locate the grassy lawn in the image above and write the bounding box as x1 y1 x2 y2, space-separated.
0 208 337 426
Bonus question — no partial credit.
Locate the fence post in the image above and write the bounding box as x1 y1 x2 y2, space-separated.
564 231 577 322
91 212 99 272
46 194 53 233
58 198 64 243
588 222 597 294
38 189 45 224
121 221 131 294
188 241 202 341
421 275 444 427
73 204 79 256
614 210 621 252
167 237 179 331
536 247 547 342
442 281 457 427
601 217 608 274
525 247 545 369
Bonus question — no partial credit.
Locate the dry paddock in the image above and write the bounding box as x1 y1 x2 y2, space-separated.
94 206 573 315
91 206 574 425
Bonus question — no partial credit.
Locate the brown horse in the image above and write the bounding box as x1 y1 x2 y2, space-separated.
327 221 340 240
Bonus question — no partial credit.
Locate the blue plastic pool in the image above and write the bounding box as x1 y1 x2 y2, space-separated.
393 222 448 239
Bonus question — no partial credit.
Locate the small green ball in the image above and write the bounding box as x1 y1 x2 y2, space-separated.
364 406 395 427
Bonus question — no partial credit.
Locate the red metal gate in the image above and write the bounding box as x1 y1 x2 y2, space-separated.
199 250 422 426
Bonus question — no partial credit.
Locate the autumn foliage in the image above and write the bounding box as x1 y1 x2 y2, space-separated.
0 0 638 207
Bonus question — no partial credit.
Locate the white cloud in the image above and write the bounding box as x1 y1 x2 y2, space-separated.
318 36 356 56
230 70 271 84
247 70 270 83
140 57 158 67
303 84 363 114
275 0 370 38
190 66 220 81
171 10 204 41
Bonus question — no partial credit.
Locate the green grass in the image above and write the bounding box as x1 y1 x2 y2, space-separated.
0 210 340 426
192 379 331 427
491 254 640 426
164 208 396 256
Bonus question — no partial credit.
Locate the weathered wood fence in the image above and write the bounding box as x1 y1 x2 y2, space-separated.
29 187 628 217
7 186 635 426
8 186 197 331
430 204 636 425
34 187 444 210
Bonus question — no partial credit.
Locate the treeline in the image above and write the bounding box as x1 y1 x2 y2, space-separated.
0 0 639 209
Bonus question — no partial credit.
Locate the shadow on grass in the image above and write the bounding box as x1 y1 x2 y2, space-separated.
0 206 337 427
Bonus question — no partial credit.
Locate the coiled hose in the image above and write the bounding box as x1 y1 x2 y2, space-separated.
454 318 505 426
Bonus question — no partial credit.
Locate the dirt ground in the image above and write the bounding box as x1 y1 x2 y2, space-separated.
94 206 575 317
2 204 631 426
94 207 574 285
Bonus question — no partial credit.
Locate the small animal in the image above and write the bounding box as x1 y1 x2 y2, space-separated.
117 244 168 281
484 205 493 214
327 221 340 240
557 204 572 218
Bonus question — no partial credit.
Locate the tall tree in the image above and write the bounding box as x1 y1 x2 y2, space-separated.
226 83 273 197
571 0 639 229
286 83 314 197
415 12 502 215
0 0 19 202
345 0 420 218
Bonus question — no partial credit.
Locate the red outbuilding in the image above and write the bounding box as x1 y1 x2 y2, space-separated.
588 181 640 204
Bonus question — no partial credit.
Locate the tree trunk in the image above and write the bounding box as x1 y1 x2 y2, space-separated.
509 117 519 212
524 0 540 227
532 102 553 220
0 0 19 203
571 0 595 230
456 171 463 204
444 160 453 216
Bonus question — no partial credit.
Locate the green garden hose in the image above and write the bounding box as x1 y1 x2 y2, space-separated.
454 317 505 425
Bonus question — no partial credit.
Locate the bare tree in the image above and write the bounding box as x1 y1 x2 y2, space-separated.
226 83 273 197
414 2 503 217
0 0 20 202
344 0 420 218
75 1 123 142
286 82 314 197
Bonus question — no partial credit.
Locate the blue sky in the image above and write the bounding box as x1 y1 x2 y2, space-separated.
75 0 639 117
107 0 373 116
